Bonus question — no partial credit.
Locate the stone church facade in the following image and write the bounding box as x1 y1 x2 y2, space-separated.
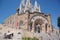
5 10 53 33
4 0 53 38
4 10 53 37
0 0 60 40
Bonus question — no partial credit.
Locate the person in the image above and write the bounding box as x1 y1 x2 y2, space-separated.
17 32 22 40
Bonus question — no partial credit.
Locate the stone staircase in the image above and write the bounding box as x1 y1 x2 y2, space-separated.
0 28 60 40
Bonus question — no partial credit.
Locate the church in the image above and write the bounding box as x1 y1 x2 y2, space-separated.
0 0 60 40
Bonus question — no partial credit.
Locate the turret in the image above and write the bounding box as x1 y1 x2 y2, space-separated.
19 0 25 14
24 0 32 12
39 5 41 12
33 0 41 12
19 0 41 14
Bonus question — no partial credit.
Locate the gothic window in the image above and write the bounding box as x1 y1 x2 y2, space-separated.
19 20 23 26
34 24 41 33
45 23 47 31
19 20 23 29
38 27 40 33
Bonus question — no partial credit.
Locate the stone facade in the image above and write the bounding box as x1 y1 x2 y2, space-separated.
0 0 60 40
0 11 59 40
4 10 53 37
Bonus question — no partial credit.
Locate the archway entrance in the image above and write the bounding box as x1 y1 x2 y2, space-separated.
30 16 48 33
34 19 43 33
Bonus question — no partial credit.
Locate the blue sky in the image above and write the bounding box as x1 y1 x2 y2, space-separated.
0 0 60 29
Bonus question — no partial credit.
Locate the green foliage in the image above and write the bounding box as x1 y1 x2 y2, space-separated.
58 16 60 28
28 37 30 40
58 16 60 33
22 37 39 40
32 37 39 40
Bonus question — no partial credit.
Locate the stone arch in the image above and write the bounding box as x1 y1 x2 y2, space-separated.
35 19 44 25
30 16 48 24
34 19 43 33
30 16 48 33
30 15 48 22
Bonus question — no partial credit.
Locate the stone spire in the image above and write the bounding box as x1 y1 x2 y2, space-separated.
39 5 41 12
19 0 25 14
24 0 32 12
19 0 41 14
33 0 41 12
26 0 30 5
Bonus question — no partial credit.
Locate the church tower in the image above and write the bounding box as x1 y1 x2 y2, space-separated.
33 0 41 12
19 0 25 14
19 0 41 14
17 0 52 33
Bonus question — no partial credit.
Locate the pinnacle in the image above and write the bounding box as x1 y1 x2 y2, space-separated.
19 0 41 14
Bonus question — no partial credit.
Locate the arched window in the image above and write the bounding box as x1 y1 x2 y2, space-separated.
38 27 40 33
45 23 47 31
19 20 23 29
34 24 41 33
19 20 23 26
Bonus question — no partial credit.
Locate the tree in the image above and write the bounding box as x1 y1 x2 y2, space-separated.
58 16 60 33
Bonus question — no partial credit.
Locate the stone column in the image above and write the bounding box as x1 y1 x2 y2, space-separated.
44 23 47 33
31 21 34 32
